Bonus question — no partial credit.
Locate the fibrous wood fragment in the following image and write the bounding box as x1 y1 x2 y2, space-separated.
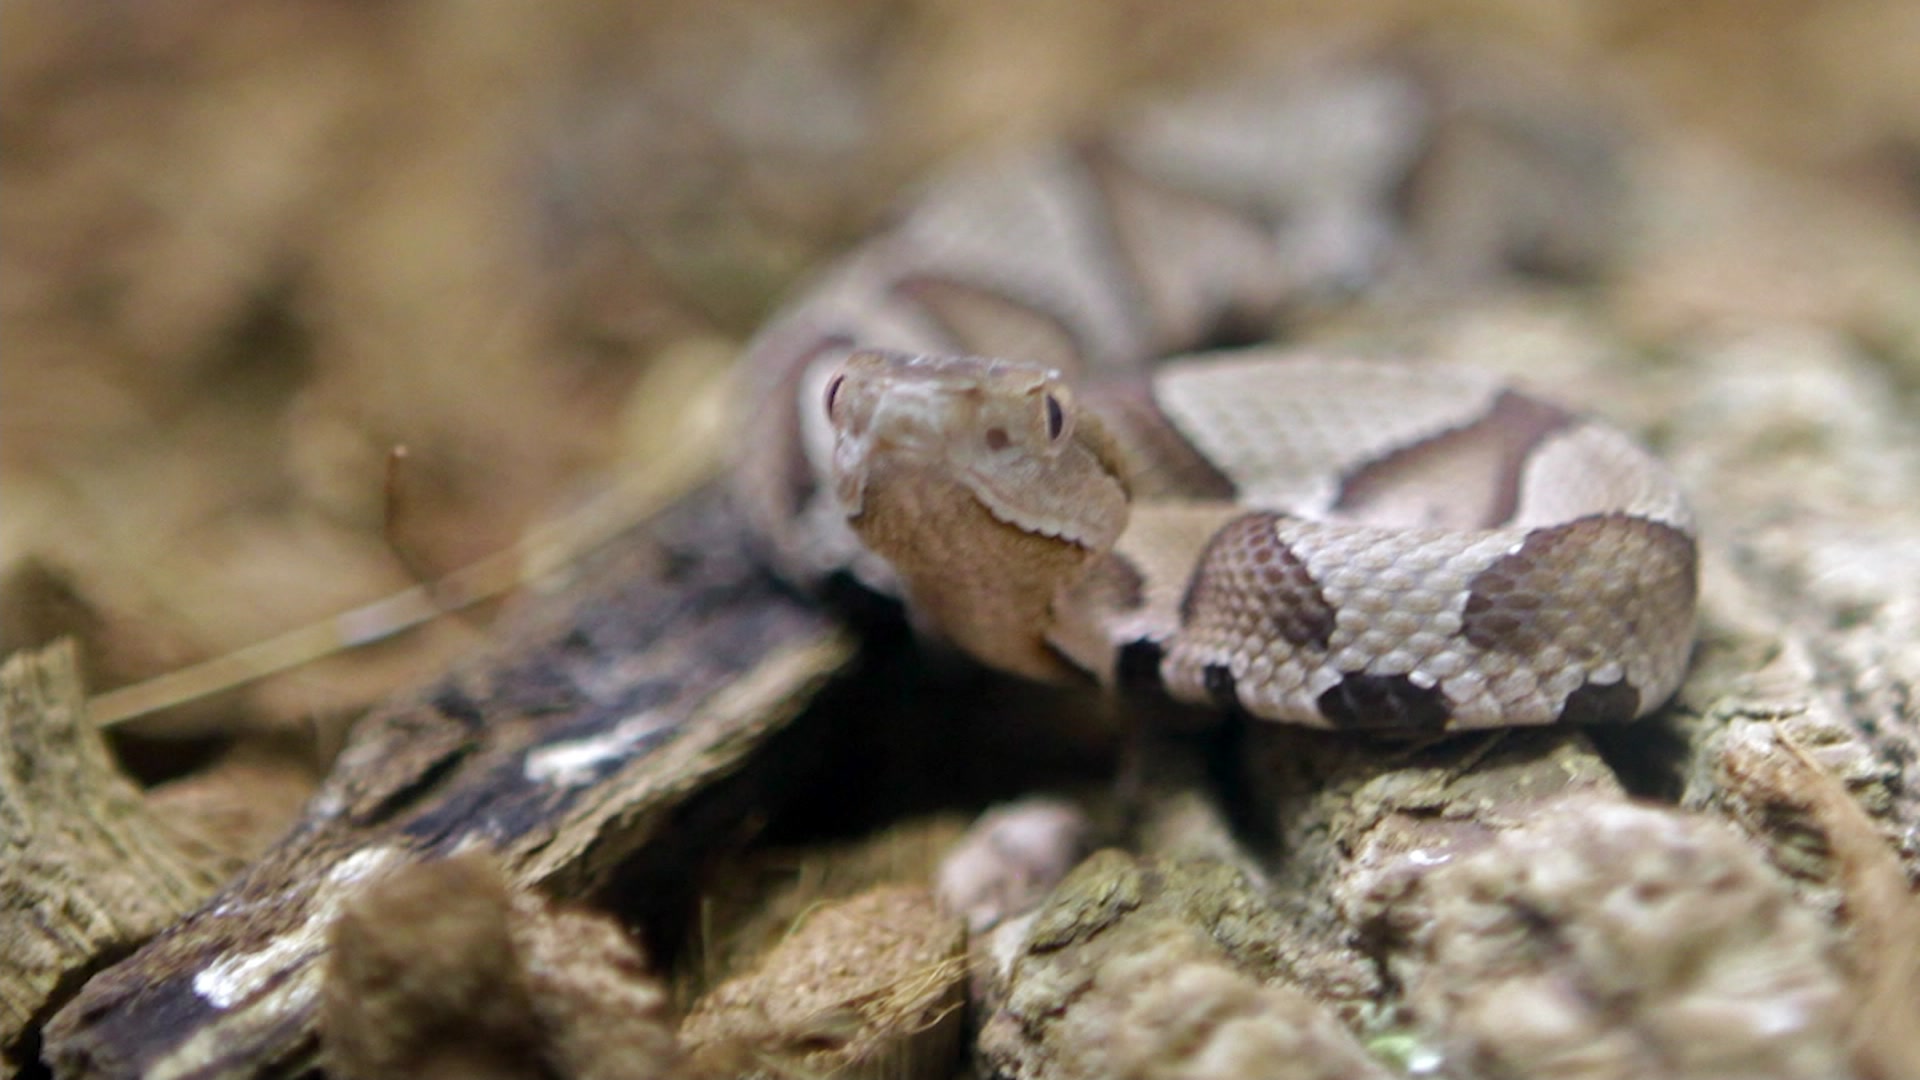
1385 797 1852 1080
40 488 857 1079
681 885 967 1080
0 640 235 1068
321 851 681 1080
976 850 1390 1080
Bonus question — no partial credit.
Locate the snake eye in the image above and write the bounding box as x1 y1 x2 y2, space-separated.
1043 393 1065 441
823 372 846 419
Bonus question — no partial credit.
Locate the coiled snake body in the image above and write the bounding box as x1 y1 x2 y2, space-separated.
734 66 1697 732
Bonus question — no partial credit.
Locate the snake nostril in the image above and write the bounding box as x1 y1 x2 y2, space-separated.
985 427 1011 452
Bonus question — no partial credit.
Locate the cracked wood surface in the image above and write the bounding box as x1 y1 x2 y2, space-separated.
38 488 857 1079
1 642 237 1069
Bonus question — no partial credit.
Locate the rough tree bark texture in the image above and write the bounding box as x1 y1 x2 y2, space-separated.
37 489 857 1077
0 643 236 1069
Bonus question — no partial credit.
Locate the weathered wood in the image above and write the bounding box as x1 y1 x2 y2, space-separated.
976 850 1393 1080
320 852 683 1079
41 486 858 1078
1 641 237 1069
969 722 1627 1061
1383 796 1854 1078
681 885 967 1079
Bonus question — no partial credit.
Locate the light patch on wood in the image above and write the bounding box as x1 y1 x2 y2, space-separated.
192 845 404 1010
524 709 673 788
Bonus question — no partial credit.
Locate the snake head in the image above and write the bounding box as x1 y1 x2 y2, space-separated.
822 349 1129 550
818 348 1131 680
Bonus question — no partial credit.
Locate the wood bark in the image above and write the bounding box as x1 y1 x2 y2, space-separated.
39 488 857 1078
1 642 236 1069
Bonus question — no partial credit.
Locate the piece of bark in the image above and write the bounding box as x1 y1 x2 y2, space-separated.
976 850 1390 1080
1641 309 1920 1080
680 884 967 1080
1715 729 1920 1079
1665 327 1920 877
321 851 681 1080
1333 732 1626 903
1241 723 1626 1002
41 487 857 1078
1006 715 1661 1077
323 852 547 1079
966 722 1626 1046
1385 796 1852 1080
1084 928 1392 1080
688 813 977 998
0 641 238 1069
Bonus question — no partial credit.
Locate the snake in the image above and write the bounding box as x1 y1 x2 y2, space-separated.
732 63 1698 732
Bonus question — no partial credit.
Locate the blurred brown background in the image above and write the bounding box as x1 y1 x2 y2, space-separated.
4 0 1917 749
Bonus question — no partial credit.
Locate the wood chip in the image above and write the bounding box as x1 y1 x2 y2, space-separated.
0 641 235 1067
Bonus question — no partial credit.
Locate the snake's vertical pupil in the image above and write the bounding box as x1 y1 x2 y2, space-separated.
1044 393 1065 440
824 373 846 418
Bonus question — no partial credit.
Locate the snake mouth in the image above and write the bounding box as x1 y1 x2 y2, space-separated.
965 474 1096 546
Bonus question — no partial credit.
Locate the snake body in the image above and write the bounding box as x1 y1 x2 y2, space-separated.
734 65 1697 731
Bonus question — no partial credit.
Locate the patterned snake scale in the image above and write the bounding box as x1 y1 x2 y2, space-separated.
733 63 1697 733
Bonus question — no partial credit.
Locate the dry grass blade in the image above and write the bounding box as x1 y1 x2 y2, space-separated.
84 345 734 728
